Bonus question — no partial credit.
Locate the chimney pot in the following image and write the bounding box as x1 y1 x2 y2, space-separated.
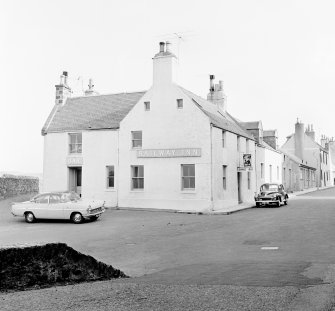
63 71 68 77
159 42 165 53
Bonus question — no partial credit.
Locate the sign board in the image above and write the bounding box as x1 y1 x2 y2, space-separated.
66 156 83 166
137 148 201 158
243 154 252 167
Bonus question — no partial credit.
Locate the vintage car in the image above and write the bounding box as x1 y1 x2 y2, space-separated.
254 183 288 207
11 191 105 224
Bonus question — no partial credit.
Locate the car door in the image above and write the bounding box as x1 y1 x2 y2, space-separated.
48 194 65 219
32 194 50 218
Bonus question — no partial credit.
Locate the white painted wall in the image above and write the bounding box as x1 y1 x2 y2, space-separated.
211 128 256 209
118 83 213 212
43 130 119 206
82 130 118 207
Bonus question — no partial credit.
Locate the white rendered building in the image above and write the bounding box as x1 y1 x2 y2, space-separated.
42 43 260 212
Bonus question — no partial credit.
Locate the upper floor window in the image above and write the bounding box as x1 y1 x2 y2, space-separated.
222 130 226 148
106 166 115 188
269 165 273 182
261 163 264 178
277 166 279 179
131 131 142 148
177 98 183 109
144 101 150 111
246 139 250 153
69 133 82 154
181 164 195 190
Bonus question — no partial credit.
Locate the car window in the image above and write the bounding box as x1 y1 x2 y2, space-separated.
261 184 279 191
35 195 49 204
49 194 61 204
60 192 80 203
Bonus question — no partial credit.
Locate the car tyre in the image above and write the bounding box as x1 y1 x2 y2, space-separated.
276 198 281 207
25 212 35 223
255 202 260 207
71 212 83 224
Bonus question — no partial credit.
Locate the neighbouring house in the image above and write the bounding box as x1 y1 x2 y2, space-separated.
42 42 264 212
280 121 331 189
241 122 282 192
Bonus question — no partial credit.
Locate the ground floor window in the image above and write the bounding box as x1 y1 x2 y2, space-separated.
247 171 251 190
131 165 144 189
181 164 195 190
106 166 114 188
222 165 227 190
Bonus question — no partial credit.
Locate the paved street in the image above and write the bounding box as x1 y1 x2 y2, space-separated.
1 188 335 310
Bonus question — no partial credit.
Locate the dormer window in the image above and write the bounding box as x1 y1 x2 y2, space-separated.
144 101 150 111
177 99 183 109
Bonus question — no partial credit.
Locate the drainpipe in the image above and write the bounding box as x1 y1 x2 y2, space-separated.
254 142 258 196
116 130 120 208
210 124 214 211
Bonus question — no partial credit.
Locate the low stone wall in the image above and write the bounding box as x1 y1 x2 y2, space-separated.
0 174 39 200
0 243 127 291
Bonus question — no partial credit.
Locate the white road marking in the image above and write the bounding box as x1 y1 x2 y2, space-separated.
261 246 279 250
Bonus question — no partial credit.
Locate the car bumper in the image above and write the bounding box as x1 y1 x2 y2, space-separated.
82 208 105 219
255 200 280 206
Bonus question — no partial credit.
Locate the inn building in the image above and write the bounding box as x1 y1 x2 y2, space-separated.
42 42 280 212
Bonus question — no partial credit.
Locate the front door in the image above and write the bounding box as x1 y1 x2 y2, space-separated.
237 172 242 204
69 167 82 197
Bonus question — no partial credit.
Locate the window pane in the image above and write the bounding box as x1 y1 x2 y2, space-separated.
138 166 144 177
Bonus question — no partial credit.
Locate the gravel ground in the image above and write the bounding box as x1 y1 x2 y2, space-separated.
0 280 300 311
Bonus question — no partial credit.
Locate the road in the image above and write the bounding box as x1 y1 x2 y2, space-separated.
1 188 335 310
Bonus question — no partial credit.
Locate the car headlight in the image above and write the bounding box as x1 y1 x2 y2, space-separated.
87 206 92 213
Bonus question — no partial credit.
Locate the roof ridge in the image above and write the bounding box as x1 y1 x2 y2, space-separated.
69 90 147 100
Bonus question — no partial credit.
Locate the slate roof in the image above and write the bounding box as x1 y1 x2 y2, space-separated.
179 87 254 140
240 121 262 130
42 91 146 135
263 129 277 137
280 149 316 169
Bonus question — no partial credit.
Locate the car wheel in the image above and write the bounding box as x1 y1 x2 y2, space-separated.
71 212 83 224
25 212 35 223
276 198 281 207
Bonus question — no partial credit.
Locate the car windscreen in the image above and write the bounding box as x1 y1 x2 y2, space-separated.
261 184 279 191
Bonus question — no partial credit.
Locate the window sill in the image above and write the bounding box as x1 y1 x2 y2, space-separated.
130 189 144 192
105 188 116 192
181 190 196 194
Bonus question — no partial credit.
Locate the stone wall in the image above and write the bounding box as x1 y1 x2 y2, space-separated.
0 175 39 199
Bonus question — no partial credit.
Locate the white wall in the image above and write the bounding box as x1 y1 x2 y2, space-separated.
43 130 119 206
82 130 118 207
118 83 213 211
212 128 256 209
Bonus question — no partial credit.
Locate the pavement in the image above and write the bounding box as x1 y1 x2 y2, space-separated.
1 188 335 310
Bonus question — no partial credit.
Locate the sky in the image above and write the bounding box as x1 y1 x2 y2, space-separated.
1 0 335 174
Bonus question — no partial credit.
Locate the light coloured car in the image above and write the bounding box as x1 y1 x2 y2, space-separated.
11 191 105 224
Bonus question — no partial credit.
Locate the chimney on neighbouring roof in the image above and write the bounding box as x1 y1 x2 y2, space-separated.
55 71 72 105
263 130 278 150
153 41 177 87
84 78 99 96
305 124 315 141
295 119 304 160
207 75 227 113
320 135 328 148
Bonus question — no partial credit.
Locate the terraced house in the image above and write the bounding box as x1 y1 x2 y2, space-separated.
42 42 280 212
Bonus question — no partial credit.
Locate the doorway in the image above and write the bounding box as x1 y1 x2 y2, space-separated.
237 172 242 204
69 167 82 197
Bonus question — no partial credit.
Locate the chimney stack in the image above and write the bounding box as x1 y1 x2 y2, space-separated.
84 78 99 96
305 123 315 141
153 42 177 87
55 71 72 106
207 75 227 113
294 119 304 160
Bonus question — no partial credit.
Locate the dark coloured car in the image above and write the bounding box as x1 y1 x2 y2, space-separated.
254 183 288 207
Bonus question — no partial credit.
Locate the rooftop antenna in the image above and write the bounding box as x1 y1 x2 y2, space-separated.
155 30 195 62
